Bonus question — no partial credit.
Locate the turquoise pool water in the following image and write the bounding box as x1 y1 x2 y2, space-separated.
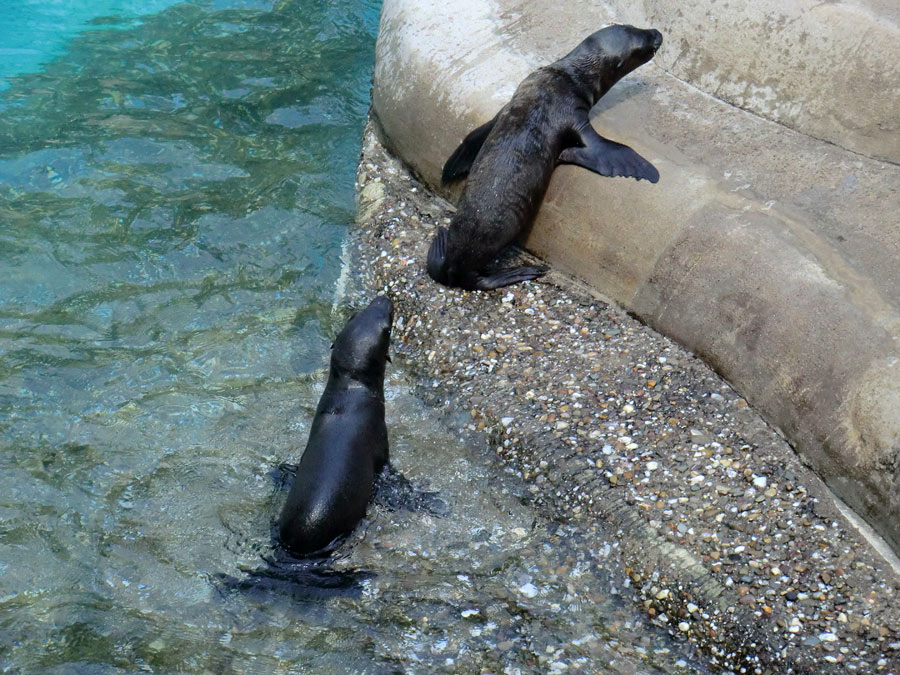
0 1 704 671
0 0 183 91
0 0 383 669
0 0 378 452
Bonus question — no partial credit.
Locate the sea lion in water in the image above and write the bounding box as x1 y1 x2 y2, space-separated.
278 295 393 556
427 24 663 291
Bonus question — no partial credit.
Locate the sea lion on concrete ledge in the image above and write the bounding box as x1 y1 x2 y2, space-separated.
427 24 663 291
278 295 393 556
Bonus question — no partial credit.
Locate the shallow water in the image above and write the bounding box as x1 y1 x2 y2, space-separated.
0 1 703 671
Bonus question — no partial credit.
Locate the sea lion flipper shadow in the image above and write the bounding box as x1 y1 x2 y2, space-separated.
214 559 375 602
442 115 498 183
558 126 659 184
475 265 548 291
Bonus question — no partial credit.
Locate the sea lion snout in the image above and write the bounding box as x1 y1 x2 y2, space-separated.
649 29 663 51
330 296 394 380
344 295 394 340
367 294 394 324
359 295 394 344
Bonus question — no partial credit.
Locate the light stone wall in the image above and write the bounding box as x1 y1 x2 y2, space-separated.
612 0 900 163
372 0 900 553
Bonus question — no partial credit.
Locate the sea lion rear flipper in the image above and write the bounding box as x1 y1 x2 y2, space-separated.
427 226 450 283
442 115 498 183
558 127 659 183
475 265 548 290
375 465 450 516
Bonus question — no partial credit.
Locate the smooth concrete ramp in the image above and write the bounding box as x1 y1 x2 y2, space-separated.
371 0 900 552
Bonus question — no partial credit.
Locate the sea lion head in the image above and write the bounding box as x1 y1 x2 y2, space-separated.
329 295 394 387
558 24 663 103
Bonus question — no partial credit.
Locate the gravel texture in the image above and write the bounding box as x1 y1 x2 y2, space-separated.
351 120 900 674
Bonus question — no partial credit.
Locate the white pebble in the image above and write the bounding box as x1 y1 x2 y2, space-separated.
519 583 539 598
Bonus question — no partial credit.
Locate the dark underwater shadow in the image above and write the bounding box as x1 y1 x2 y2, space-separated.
214 461 449 603
214 549 375 602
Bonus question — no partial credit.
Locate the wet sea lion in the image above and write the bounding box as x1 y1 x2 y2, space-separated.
278 295 393 556
427 24 663 291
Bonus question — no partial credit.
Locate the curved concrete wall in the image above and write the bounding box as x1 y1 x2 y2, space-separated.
372 0 900 552
612 0 900 163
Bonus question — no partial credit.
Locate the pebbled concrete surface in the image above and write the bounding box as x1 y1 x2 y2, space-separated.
371 0 900 554
353 122 900 674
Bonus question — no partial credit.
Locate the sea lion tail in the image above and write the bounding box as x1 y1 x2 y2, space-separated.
427 226 450 284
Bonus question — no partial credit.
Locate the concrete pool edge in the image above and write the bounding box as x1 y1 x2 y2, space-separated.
352 121 900 671
371 0 900 555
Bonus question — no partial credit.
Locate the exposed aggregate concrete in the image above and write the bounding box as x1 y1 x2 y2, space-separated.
351 121 900 674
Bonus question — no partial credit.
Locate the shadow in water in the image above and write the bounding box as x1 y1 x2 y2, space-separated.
215 461 448 603
215 551 375 602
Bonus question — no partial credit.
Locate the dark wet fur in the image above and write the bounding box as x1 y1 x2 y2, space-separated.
430 25 663 291
277 461 449 524
277 296 393 556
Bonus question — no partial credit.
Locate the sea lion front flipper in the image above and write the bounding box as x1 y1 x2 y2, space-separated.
442 115 498 183
558 126 659 184
475 265 548 290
